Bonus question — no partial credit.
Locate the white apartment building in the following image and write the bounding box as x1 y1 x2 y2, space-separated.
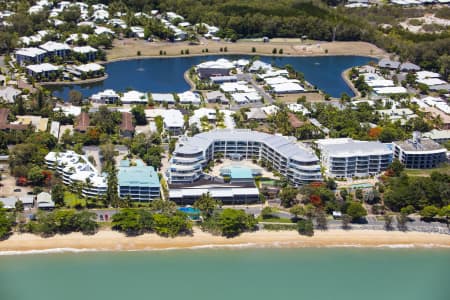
168 129 322 186
316 138 393 178
45 151 107 198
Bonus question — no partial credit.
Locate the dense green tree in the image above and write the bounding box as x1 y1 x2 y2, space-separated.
420 205 440 220
297 219 314 236
150 199 177 214
346 201 367 222
131 105 147 125
112 209 153 236
279 186 298 208
0 204 13 239
193 193 221 218
52 184 66 207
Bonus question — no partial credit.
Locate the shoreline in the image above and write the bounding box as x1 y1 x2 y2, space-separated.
39 74 108 87
341 67 361 99
1 229 449 255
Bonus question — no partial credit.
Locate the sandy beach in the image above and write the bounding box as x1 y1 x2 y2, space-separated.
1 229 449 254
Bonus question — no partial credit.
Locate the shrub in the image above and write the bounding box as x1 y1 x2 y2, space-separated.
297 219 314 236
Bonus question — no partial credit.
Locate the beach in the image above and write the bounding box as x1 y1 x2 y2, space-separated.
1 229 449 254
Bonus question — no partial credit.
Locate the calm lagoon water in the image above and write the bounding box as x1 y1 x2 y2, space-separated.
1 248 449 300
50 55 374 100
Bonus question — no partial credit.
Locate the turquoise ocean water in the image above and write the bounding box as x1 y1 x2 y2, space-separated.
1 248 449 300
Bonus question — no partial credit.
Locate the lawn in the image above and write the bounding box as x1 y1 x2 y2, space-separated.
404 164 450 176
259 217 294 223
64 191 87 208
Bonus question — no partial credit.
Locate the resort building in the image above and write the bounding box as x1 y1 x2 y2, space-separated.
196 59 234 79
73 46 98 61
15 47 47 65
91 89 120 104
316 138 393 178
120 112 135 137
152 93 175 105
393 132 447 169
168 129 322 186
26 63 60 79
39 41 71 58
145 108 184 136
423 129 450 144
74 63 104 77
45 151 107 198
178 91 201 105
121 90 148 104
118 159 160 202
206 91 228 104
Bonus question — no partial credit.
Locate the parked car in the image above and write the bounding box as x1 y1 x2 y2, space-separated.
14 188 21 192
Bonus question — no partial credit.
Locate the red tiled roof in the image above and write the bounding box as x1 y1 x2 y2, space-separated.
75 112 90 132
120 112 135 132
288 112 304 128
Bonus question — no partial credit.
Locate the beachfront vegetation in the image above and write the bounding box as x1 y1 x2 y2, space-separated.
297 219 314 236
0 204 13 239
111 208 192 237
22 210 98 237
201 208 257 238
193 192 221 219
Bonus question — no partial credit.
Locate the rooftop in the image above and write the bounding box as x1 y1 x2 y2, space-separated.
394 138 446 152
118 159 160 187
317 138 392 157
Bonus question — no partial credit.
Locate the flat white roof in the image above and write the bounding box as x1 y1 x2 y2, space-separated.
74 63 104 73
15 47 46 57
121 90 148 103
26 63 59 73
272 82 304 93
73 46 98 53
373 86 407 94
40 41 71 52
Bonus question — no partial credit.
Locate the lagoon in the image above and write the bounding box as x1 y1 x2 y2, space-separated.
0 248 449 300
49 55 374 100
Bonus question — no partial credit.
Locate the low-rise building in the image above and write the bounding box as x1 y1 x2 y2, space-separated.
206 91 228 104
178 91 201 105
39 41 71 58
74 112 90 132
15 47 47 65
393 132 447 169
26 63 60 79
316 138 393 178
73 46 98 61
90 89 120 104
145 108 184 136
423 129 450 144
152 93 175 104
121 90 148 104
118 159 160 202
196 59 234 79
120 112 135 137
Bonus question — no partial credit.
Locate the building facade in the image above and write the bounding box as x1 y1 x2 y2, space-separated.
118 160 160 201
168 129 322 186
393 133 447 169
316 138 393 178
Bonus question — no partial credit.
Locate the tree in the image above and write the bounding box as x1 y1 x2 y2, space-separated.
74 211 99 235
193 193 221 219
152 212 192 237
387 159 404 177
0 204 12 239
15 200 24 213
315 209 328 230
279 186 298 207
112 209 153 236
384 214 394 230
346 201 367 222
289 205 305 219
106 164 119 207
420 205 439 220
150 199 177 214
218 209 257 238
27 166 45 186
297 219 314 236
51 183 65 207
68 90 83 106
131 105 147 125
341 214 351 229
397 213 408 231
